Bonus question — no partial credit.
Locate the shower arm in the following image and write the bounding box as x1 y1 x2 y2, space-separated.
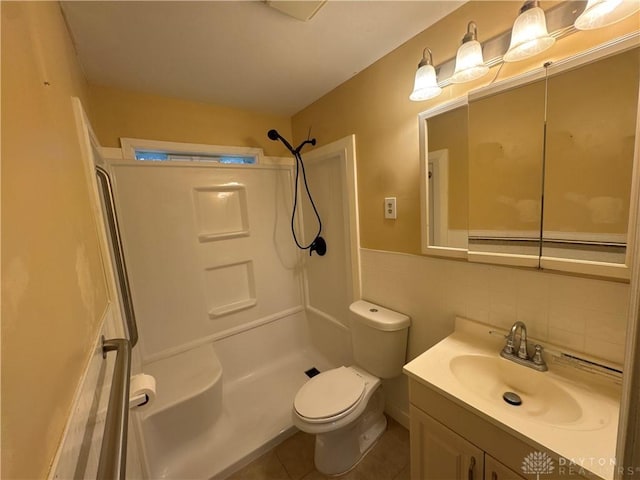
294 138 316 155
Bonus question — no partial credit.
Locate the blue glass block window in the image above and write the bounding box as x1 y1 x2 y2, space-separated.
219 156 256 164
135 151 169 161
135 150 256 164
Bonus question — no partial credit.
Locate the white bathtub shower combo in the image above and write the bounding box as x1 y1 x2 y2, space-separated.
89 134 384 478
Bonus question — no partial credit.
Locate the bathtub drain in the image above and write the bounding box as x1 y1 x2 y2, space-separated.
305 367 320 378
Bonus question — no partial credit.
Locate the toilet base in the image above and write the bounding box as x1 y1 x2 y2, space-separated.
314 387 386 476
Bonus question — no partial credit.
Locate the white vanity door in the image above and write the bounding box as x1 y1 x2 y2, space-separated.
410 405 484 480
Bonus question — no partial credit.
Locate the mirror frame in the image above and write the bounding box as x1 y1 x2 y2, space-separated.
419 31 640 279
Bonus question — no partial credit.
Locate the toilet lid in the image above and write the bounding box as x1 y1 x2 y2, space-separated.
294 367 365 421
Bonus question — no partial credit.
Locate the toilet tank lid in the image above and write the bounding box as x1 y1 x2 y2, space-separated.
349 300 410 331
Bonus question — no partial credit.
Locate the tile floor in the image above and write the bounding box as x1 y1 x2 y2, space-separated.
228 416 410 480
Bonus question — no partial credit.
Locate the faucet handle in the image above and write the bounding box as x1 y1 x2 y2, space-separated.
503 334 516 355
532 344 545 365
517 339 529 360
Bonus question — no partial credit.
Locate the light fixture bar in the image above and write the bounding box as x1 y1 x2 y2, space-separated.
434 0 586 87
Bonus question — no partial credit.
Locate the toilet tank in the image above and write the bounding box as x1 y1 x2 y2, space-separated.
349 300 410 379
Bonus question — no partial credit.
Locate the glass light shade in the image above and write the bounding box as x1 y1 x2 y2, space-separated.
409 64 442 101
450 40 489 84
575 0 640 30
503 6 555 62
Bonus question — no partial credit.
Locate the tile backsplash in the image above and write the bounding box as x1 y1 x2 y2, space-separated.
360 248 630 366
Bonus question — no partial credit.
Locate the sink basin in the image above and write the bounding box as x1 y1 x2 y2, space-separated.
403 318 622 480
449 355 589 426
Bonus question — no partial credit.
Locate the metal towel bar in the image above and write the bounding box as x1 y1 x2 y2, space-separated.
96 166 139 347
97 337 132 480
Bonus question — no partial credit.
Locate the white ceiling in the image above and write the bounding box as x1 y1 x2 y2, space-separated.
61 1 465 116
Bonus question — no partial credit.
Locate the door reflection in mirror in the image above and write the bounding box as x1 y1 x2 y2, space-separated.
426 105 469 250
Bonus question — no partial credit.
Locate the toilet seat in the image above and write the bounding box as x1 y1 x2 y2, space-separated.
294 367 365 423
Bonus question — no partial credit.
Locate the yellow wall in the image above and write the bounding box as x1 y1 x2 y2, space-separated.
292 1 640 255
88 85 294 157
1 2 109 478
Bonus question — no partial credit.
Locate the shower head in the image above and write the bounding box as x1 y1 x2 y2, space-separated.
267 129 316 156
267 129 295 153
267 129 280 141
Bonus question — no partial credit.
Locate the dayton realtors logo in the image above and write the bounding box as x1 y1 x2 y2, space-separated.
522 451 555 479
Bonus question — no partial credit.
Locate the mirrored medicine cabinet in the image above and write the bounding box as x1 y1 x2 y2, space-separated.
419 35 640 280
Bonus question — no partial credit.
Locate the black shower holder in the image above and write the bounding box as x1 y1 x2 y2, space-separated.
267 129 327 257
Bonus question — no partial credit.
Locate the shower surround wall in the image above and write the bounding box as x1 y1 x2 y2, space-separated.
110 161 303 359
110 151 359 478
107 156 345 478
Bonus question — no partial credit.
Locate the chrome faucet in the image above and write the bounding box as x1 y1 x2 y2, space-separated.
500 321 548 371
505 321 528 359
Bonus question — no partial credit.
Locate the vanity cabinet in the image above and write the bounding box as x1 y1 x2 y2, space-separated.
410 405 527 480
485 455 527 480
408 378 592 480
410 405 484 480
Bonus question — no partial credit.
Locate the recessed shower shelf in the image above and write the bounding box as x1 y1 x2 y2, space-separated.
198 231 250 243
193 184 250 243
208 298 257 319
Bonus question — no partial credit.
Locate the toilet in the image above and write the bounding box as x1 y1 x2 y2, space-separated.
293 300 410 475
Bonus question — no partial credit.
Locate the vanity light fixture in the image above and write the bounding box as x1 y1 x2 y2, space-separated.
450 21 489 84
406 1 619 97
574 0 640 30
503 0 555 63
409 48 442 101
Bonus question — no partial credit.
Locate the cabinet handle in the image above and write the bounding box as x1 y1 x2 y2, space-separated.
468 456 476 480
491 472 498 480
